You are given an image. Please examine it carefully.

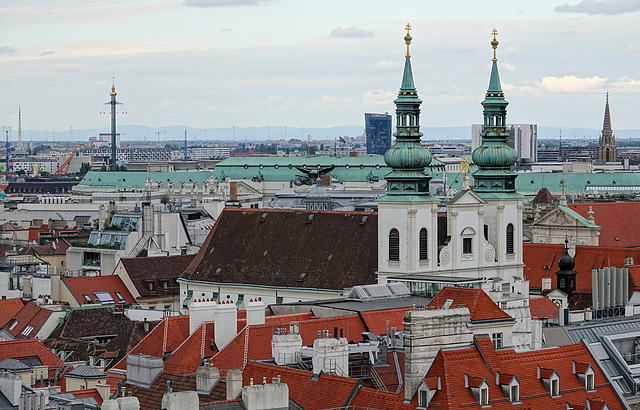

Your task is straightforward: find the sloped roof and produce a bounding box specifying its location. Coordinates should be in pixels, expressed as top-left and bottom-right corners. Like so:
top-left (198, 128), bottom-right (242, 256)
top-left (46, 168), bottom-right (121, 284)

top-left (427, 287), bottom-right (512, 321)
top-left (532, 187), bottom-right (554, 204)
top-left (62, 276), bottom-right (136, 305)
top-left (0, 339), bottom-right (63, 368)
top-left (523, 243), bottom-right (640, 291)
top-left (111, 315), bottom-right (191, 372)
top-left (118, 254), bottom-right (195, 298)
top-left (180, 209), bottom-right (378, 290)
top-left (242, 361), bottom-right (360, 410)
top-left (76, 171), bottom-right (215, 190)
top-left (19, 238), bottom-right (70, 256)
top-left (359, 308), bottom-right (412, 335)
top-left (529, 297), bottom-right (560, 321)
top-left (67, 365), bottom-right (107, 379)
top-left (569, 202), bottom-right (640, 246)
top-left (125, 372), bottom-right (226, 410)
top-left (0, 358), bottom-right (30, 371)
top-left (422, 337), bottom-right (625, 409)
top-left (0, 298), bottom-right (24, 328)
top-left (4, 301), bottom-right (52, 339)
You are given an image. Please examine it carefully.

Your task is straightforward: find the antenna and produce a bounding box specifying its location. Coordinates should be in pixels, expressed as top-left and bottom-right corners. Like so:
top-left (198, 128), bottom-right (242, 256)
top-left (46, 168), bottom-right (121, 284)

top-left (184, 129), bottom-right (188, 162)
top-left (17, 107), bottom-right (23, 150)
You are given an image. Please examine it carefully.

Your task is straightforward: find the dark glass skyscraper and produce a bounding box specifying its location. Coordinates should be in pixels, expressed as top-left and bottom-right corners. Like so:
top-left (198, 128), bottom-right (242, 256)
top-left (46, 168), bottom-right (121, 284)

top-left (365, 113), bottom-right (392, 155)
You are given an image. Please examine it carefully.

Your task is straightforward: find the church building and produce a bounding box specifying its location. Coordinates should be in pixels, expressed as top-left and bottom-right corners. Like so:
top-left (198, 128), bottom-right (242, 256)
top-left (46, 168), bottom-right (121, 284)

top-left (598, 93), bottom-right (616, 162)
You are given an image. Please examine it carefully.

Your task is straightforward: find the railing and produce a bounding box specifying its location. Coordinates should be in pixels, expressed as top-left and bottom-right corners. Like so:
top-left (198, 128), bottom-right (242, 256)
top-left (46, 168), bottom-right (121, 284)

top-left (368, 363), bottom-right (388, 392)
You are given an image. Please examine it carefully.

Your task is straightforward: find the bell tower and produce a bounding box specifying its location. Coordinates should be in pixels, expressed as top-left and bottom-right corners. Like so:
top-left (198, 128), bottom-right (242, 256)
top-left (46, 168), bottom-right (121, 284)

top-left (377, 24), bottom-right (438, 283)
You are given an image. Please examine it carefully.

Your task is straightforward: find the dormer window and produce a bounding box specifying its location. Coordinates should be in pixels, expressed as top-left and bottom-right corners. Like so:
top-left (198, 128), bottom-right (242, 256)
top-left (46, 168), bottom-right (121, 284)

top-left (496, 373), bottom-right (520, 404)
top-left (509, 384), bottom-right (519, 403)
top-left (465, 376), bottom-right (490, 407)
top-left (417, 378), bottom-right (440, 408)
top-left (551, 377), bottom-right (559, 397)
top-left (480, 385), bottom-right (489, 406)
top-left (573, 361), bottom-right (596, 392)
top-left (586, 373), bottom-right (594, 391)
top-left (538, 367), bottom-right (560, 397)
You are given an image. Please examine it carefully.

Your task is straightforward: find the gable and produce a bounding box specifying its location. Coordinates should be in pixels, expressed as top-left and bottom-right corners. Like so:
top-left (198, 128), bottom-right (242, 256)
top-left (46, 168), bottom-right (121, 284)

top-left (532, 206), bottom-right (595, 229)
top-left (449, 189), bottom-right (487, 206)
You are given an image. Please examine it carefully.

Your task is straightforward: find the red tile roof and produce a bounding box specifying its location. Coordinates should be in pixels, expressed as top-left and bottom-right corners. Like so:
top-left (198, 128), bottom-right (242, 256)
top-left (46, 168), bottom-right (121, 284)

top-left (125, 372), bottom-right (226, 409)
top-left (62, 275), bottom-right (136, 305)
top-left (421, 337), bottom-right (625, 409)
top-left (0, 339), bottom-right (63, 368)
top-left (0, 298), bottom-right (24, 328)
top-left (18, 238), bottom-right (70, 256)
top-left (111, 315), bottom-right (191, 372)
top-left (533, 187), bottom-right (554, 204)
top-left (118, 254), bottom-right (195, 299)
top-left (427, 287), bottom-right (511, 321)
top-left (524, 243), bottom-right (640, 291)
top-left (163, 321), bottom-right (218, 375)
top-left (243, 361), bottom-right (360, 410)
top-left (359, 308), bottom-right (411, 335)
top-left (4, 301), bottom-right (52, 339)
top-left (529, 297), bottom-right (560, 321)
top-left (569, 202), bottom-right (640, 247)
top-left (181, 209), bottom-right (378, 290)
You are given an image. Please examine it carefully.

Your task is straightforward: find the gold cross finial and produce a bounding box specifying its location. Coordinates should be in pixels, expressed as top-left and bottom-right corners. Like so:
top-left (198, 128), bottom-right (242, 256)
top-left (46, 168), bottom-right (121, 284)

top-left (404, 23), bottom-right (413, 57)
top-left (491, 28), bottom-right (499, 62)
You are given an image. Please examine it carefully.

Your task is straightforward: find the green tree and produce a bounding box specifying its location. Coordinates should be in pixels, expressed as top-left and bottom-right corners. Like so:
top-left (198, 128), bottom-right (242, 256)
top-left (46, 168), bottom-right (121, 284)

top-left (79, 163), bottom-right (91, 176)
top-left (160, 194), bottom-right (170, 209)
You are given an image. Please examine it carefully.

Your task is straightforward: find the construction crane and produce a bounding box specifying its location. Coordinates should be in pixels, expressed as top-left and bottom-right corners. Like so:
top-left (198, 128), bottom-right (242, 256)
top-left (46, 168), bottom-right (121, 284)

top-left (54, 154), bottom-right (74, 175)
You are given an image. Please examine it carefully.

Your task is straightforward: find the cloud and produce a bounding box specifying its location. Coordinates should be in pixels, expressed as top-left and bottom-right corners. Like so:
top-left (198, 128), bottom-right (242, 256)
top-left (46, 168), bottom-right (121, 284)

top-left (184, 0), bottom-right (275, 6)
top-left (362, 90), bottom-right (395, 105)
top-left (161, 99), bottom-right (171, 106)
top-left (329, 26), bottom-right (373, 38)
top-left (40, 50), bottom-right (55, 57)
top-left (207, 106), bottom-right (218, 111)
top-left (310, 95), bottom-right (342, 106)
top-left (555, 0), bottom-right (640, 15)
top-left (611, 76), bottom-right (640, 93)
top-left (372, 60), bottom-right (399, 72)
top-left (0, 46), bottom-right (16, 54)
top-left (536, 75), bottom-right (607, 92)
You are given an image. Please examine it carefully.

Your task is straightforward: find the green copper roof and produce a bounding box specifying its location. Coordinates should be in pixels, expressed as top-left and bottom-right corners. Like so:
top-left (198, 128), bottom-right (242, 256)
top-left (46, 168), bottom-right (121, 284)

top-left (379, 24), bottom-right (434, 199)
top-left (76, 171), bottom-right (215, 190)
top-left (487, 60), bottom-right (503, 94)
top-left (558, 205), bottom-right (599, 228)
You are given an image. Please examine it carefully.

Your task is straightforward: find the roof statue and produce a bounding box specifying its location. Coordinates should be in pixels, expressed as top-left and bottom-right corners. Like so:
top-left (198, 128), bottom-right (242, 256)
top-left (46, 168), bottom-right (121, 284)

top-left (293, 165), bottom-right (335, 186)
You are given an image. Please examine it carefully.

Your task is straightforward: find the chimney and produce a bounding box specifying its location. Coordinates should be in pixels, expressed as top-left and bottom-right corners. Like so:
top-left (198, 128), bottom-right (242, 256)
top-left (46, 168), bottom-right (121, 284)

top-left (226, 369), bottom-right (243, 400)
top-left (320, 174), bottom-right (331, 187)
top-left (312, 337), bottom-right (349, 377)
top-left (196, 365), bottom-right (220, 395)
top-left (242, 381), bottom-right (289, 410)
top-left (96, 383), bottom-right (111, 401)
top-left (0, 372), bottom-right (22, 406)
top-left (541, 277), bottom-right (552, 291)
top-left (143, 318), bottom-right (150, 333)
top-left (272, 332), bottom-right (303, 365)
top-left (99, 204), bottom-right (106, 231)
top-left (230, 182), bottom-right (238, 201)
top-left (214, 300), bottom-right (238, 349)
top-left (625, 257), bottom-right (635, 267)
top-left (126, 354), bottom-right (163, 389)
top-left (161, 391), bottom-right (199, 410)
top-left (189, 299), bottom-right (217, 334)
top-left (246, 298), bottom-right (265, 326)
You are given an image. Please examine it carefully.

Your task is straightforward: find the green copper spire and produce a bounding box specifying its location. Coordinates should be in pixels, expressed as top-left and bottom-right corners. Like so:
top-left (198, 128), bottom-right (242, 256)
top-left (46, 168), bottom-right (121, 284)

top-left (379, 24), bottom-right (435, 201)
top-left (472, 28), bottom-right (518, 195)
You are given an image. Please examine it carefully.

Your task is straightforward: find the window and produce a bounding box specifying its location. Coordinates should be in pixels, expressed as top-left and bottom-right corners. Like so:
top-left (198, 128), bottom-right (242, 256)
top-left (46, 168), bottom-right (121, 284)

top-left (586, 373), bottom-right (594, 391)
top-left (147, 281), bottom-right (155, 291)
top-left (463, 237), bottom-right (472, 254)
top-left (83, 294), bottom-right (92, 303)
top-left (492, 333), bottom-right (503, 349)
top-left (506, 224), bottom-right (514, 254)
top-left (115, 291), bottom-right (125, 302)
top-left (8, 320), bottom-right (18, 331)
top-left (21, 325), bottom-right (35, 337)
top-left (559, 278), bottom-right (565, 288)
top-left (480, 386), bottom-right (488, 406)
top-left (484, 224), bottom-right (489, 241)
top-left (419, 228), bottom-right (428, 260)
top-left (94, 291), bottom-right (115, 305)
top-left (389, 229), bottom-right (400, 261)
top-left (510, 384), bottom-right (519, 403)
top-left (162, 280), bottom-right (169, 290)
top-left (419, 389), bottom-right (427, 407)
top-left (551, 378), bottom-right (559, 396)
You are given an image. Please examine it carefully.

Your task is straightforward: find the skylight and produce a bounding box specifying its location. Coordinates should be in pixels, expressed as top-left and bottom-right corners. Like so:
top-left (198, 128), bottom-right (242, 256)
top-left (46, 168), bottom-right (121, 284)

top-left (114, 291), bottom-right (126, 302)
top-left (21, 325), bottom-right (35, 337)
top-left (94, 291), bottom-right (115, 305)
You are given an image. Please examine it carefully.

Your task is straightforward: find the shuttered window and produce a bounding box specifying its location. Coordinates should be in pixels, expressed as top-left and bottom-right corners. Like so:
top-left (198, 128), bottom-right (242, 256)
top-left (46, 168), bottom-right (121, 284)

top-left (389, 229), bottom-right (400, 261)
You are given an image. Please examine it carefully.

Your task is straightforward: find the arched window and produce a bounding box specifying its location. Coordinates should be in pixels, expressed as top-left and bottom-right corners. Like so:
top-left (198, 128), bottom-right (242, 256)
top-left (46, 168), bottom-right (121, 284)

top-left (389, 229), bottom-right (400, 261)
top-left (559, 278), bottom-right (566, 288)
top-left (506, 224), bottom-right (514, 254)
top-left (419, 228), bottom-right (428, 260)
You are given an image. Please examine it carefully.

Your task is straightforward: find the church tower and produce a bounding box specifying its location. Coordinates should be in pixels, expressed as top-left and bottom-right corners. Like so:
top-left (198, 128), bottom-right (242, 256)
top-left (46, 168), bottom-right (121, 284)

top-left (555, 239), bottom-right (577, 296)
top-left (471, 29), bottom-right (524, 280)
top-left (598, 93), bottom-right (616, 162)
top-left (377, 24), bottom-right (439, 283)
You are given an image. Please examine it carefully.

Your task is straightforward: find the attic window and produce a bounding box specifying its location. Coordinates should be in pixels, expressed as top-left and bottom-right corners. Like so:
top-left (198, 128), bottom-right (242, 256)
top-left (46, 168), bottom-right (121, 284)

top-left (479, 385), bottom-right (489, 406)
top-left (83, 294), bottom-right (92, 303)
top-left (307, 214), bottom-right (314, 224)
top-left (162, 280), bottom-right (169, 290)
top-left (615, 236), bottom-right (619, 241)
top-left (94, 291), bottom-right (115, 305)
top-left (510, 384), bottom-right (519, 403)
top-left (298, 272), bottom-right (307, 282)
top-left (115, 292), bottom-right (125, 302)
top-left (21, 325), bottom-right (35, 337)
top-left (8, 320), bottom-right (18, 331)
top-left (360, 216), bottom-right (368, 226)
top-left (586, 373), bottom-right (594, 391)
top-left (147, 281), bottom-right (155, 291)
top-left (214, 268), bottom-right (222, 277)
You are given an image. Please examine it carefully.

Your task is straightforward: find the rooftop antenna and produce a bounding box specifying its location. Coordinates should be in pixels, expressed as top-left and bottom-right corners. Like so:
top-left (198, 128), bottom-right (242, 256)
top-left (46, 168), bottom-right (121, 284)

top-left (184, 129), bottom-right (188, 162)
top-left (5, 128), bottom-right (10, 172)
top-left (100, 78), bottom-right (127, 170)
top-left (17, 107), bottom-right (23, 150)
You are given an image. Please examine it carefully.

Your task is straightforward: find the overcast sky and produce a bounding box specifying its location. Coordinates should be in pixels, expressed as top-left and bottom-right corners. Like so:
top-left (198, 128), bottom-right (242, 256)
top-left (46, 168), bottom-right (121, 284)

top-left (0, 0), bottom-right (639, 137)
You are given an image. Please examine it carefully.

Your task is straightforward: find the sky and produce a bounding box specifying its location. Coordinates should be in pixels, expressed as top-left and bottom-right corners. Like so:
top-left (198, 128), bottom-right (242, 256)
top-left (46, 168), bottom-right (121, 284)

top-left (0, 0), bottom-right (639, 139)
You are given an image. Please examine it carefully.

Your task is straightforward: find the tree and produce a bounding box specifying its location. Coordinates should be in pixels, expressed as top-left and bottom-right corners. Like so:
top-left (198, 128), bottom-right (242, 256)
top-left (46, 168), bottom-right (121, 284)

top-left (160, 194), bottom-right (170, 209)
top-left (79, 163), bottom-right (91, 176)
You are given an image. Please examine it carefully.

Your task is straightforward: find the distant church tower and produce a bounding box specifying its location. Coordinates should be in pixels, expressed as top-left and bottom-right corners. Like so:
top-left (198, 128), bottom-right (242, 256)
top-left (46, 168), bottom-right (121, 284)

top-left (376, 24), bottom-right (439, 283)
top-left (598, 93), bottom-right (616, 162)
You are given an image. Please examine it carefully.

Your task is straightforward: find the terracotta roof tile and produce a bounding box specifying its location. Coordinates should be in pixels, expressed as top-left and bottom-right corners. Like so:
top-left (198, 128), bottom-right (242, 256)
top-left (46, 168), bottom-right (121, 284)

top-left (529, 297), bottom-right (560, 320)
top-left (181, 209), bottom-right (378, 290)
top-left (242, 361), bottom-right (360, 410)
top-left (0, 298), bottom-right (24, 328)
top-left (359, 308), bottom-right (411, 334)
top-left (4, 301), bottom-right (52, 338)
top-left (62, 276), bottom-right (136, 305)
top-left (533, 187), bottom-right (554, 204)
top-left (569, 202), bottom-right (640, 247)
top-left (118, 254), bottom-right (195, 298)
top-left (524, 243), bottom-right (640, 291)
top-left (0, 339), bottom-right (63, 368)
top-left (423, 338), bottom-right (625, 409)
top-left (427, 287), bottom-right (511, 321)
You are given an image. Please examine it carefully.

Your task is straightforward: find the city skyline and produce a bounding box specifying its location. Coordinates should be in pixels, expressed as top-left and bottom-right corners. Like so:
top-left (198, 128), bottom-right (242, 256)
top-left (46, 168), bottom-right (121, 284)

top-left (0, 0), bottom-right (639, 133)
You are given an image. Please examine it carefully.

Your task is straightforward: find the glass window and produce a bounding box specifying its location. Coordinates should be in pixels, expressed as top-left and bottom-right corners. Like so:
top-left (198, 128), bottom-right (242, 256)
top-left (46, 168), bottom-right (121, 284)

top-left (510, 384), bottom-right (519, 402)
top-left (94, 291), bottom-right (114, 304)
top-left (419, 228), bottom-right (428, 260)
top-left (492, 332), bottom-right (503, 349)
top-left (506, 224), bottom-right (514, 254)
top-left (463, 237), bottom-right (472, 254)
top-left (480, 387), bottom-right (488, 406)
